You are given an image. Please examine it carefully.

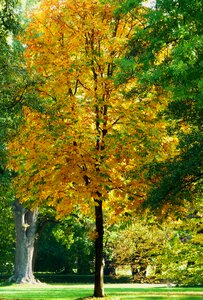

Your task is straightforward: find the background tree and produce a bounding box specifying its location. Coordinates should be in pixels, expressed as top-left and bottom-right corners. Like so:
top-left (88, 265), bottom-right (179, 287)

top-left (35, 214), bottom-right (94, 275)
top-left (0, 0), bottom-right (41, 284)
top-left (126, 0), bottom-right (203, 210)
top-left (109, 210), bottom-right (203, 285)
top-left (56, 217), bottom-right (94, 275)
top-left (34, 222), bottom-right (70, 274)
top-left (158, 201), bottom-right (203, 286)
top-left (109, 218), bottom-right (166, 282)
top-left (118, 0), bottom-right (203, 283)
top-left (0, 0), bottom-right (19, 278)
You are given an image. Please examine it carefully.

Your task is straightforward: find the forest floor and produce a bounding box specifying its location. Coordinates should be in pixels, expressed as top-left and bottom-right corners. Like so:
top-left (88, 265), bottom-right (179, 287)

top-left (0, 283), bottom-right (203, 299)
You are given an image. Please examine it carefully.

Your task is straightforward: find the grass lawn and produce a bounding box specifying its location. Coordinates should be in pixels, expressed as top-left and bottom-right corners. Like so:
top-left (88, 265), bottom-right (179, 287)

top-left (0, 283), bottom-right (202, 299)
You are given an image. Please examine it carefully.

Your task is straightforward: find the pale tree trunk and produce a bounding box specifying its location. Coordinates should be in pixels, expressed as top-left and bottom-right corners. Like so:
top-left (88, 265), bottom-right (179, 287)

top-left (9, 199), bottom-right (39, 284)
top-left (94, 199), bottom-right (104, 297)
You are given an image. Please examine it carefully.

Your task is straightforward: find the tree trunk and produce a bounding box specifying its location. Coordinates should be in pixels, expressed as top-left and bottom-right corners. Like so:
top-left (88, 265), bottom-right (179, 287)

top-left (94, 199), bottom-right (104, 297)
top-left (9, 199), bottom-right (39, 284)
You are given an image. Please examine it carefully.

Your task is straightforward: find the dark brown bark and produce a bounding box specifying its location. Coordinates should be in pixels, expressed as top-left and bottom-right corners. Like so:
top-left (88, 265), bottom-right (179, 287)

top-left (94, 199), bottom-right (104, 297)
top-left (9, 199), bottom-right (39, 284)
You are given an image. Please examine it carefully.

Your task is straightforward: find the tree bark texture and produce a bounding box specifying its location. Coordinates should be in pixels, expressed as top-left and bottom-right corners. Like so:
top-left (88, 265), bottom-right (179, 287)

top-left (9, 199), bottom-right (39, 284)
top-left (94, 199), bottom-right (104, 297)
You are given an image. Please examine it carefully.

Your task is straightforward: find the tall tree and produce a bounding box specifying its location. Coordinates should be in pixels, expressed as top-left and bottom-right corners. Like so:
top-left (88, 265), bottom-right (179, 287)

top-left (0, 0), bottom-right (18, 279)
top-left (7, 0), bottom-right (178, 296)
top-left (126, 0), bottom-right (203, 211)
top-left (0, 0), bottom-right (41, 284)
top-left (2, 56), bottom-right (40, 283)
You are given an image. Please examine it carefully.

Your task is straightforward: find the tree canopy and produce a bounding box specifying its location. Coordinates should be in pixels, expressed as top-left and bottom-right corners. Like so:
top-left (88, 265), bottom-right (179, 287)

top-left (7, 0), bottom-right (178, 217)
top-left (123, 0), bottom-right (203, 211)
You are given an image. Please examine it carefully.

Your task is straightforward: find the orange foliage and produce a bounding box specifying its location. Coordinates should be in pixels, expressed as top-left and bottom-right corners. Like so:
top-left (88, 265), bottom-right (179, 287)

top-left (7, 0), bottom-right (178, 220)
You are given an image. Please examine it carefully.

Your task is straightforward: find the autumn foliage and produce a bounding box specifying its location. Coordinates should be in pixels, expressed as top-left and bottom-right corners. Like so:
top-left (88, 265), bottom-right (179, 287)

top-left (7, 0), bottom-right (179, 219)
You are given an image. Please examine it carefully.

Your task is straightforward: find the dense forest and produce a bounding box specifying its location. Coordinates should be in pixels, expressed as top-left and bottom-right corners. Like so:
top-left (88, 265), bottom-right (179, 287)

top-left (0, 0), bottom-right (202, 297)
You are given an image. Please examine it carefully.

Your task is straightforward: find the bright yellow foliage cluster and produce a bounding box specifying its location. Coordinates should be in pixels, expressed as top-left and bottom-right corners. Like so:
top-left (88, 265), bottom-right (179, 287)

top-left (7, 0), bottom-right (178, 220)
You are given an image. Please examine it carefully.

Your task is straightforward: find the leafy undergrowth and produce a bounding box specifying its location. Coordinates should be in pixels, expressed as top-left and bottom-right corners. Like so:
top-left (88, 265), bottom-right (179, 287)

top-left (0, 283), bottom-right (203, 299)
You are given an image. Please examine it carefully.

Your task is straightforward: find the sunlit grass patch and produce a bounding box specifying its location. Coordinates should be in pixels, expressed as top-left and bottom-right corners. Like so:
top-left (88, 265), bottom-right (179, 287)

top-left (0, 283), bottom-right (202, 299)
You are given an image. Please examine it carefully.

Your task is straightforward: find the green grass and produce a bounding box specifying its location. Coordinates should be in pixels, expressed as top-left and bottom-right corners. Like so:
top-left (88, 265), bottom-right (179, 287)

top-left (0, 283), bottom-right (202, 299)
